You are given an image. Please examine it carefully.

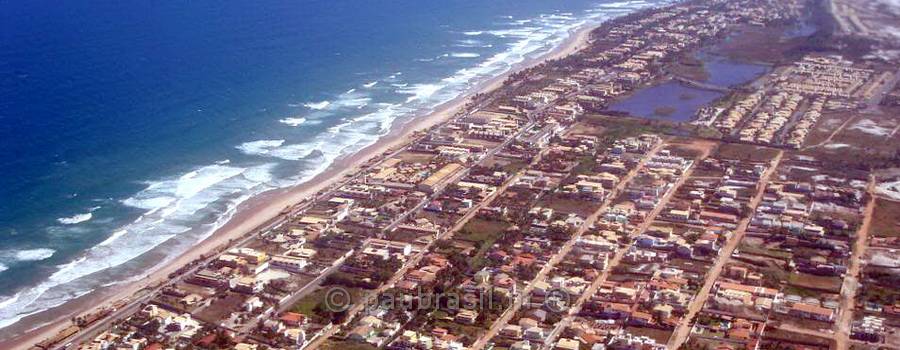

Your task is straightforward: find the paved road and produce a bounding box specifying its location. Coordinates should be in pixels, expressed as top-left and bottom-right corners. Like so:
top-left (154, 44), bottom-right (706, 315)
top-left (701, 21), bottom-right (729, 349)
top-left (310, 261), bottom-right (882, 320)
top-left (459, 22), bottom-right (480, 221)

top-left (51, 121), bottom-right (447, 349)
top-left (470, 141), bottom-right (668, 350)
top-left (301, 116), bottom-right (540, 350)
top-left (666, 150), bottom-right (783, 349)
top-left (54, 211), bottom-right (292, 350)
top-left (541, 145), bottom-right (712, 350)
top-left (51, 91), bottom-right (509, 350)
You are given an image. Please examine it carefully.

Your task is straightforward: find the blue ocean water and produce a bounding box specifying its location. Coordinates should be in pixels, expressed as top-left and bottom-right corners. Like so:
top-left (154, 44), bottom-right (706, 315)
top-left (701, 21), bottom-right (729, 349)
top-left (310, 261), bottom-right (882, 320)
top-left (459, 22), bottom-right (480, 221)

top-left (0, 0), bottom-right (665, 331)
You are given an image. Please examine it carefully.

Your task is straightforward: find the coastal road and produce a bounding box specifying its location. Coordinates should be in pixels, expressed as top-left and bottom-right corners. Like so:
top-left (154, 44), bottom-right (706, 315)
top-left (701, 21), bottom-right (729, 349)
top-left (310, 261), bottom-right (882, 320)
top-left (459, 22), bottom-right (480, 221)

top-left (301, 116), bottom-right (540, 350)
top-left (52, 209), bottom-right (293, 350)
top-left (666, 150), bottom-right (783, 349)
top-left (50, 104), bottom-right (448, 349)
top-left (542, 143), bottom-right (714, 350)
top-left (233, 254), bottom-right (350, 337)
top-left (469, 140), bottom-right (668, 350)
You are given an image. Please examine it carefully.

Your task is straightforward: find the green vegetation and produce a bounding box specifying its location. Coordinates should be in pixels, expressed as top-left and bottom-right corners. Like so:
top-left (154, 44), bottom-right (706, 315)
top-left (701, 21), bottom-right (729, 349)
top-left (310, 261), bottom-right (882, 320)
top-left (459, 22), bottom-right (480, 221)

top-left (320, 339), bottom-right (378, 350)
top-left (870, 198), bottom-right (900, 237)
top-left (572, 155), bottom-right (598, 176)
top-left (584, 114), bottom-right (679, 138)
top-left (291, 286), bottom-right (366, 324)
top-left (625, 326), bottom-right (672, 344)
top-left (458, 218), bottom-right (510, 243)
top-left (501, 160), bottom-right (529, 174)
top-left (713, 143), bottom-right (780, 162)
top-left (653, 106), bottom-right (677, 117)
top-left (738, 243), bottom-right (792, 260)
top-left (787, 273), bottom-right (842, 293)
top-left (668, 52), bottom-right (710, 82)
top-left (859, 283), bottom-right (900, 305)
top-left (458, 218), bottom-right (510, 270)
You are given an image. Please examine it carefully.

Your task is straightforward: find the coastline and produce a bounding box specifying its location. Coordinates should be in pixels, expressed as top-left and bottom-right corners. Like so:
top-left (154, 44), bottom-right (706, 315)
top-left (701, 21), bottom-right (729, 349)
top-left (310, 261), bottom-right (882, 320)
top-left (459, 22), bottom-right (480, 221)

top-left (0, 21), bottom-right (597, 350)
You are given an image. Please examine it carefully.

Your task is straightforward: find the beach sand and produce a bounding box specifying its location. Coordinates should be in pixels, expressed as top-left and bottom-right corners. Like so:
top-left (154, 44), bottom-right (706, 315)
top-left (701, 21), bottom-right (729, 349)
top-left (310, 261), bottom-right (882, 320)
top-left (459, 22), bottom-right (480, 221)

top-left (0, 22), bottom-right (596, 350)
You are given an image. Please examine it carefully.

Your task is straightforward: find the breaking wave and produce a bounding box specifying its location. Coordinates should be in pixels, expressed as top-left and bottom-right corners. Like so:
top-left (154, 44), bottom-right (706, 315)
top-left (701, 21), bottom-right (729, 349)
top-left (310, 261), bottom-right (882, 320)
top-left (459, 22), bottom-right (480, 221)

top-left (0, 0), bottom-right (669, 332)
top-left (450, 52), bottom-right (481, 58)
top-left (279, 117), bottom-right (307, 126)
top-left (303, 100), bottom-right (331, 110)
top-left (13, 249), bottom-right (56, 262)
top-left (57, 213), bottom-right (92, 225)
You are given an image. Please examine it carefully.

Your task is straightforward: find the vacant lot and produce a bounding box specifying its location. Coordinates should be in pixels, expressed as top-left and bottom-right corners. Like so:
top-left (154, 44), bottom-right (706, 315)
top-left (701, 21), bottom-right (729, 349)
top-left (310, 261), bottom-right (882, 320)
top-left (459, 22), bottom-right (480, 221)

top-left (787, 273), bottom-right (843, 293)
top-left (457, 218), bottom-right (510, 244)
top-left (713, 142), bottom-right (780, 162)
top-left (870, 198), bottom-right (900, 237)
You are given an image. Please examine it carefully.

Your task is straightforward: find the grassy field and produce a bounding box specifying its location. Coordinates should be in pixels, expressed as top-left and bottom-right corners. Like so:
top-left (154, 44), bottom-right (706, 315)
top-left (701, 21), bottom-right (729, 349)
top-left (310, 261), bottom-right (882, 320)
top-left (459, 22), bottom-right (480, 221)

top-left (538, 194), bottom-right (600, 217)
top-left (292, 286), bottom-right (367, 322)
top-left (870, 198), bottom-right (900, 237)
top-left (738, 242), bottom-right (792, 260)
top-left (195, 293), bottom-right (246, 323)
top-left (319, 339), bottom-right (377, 350)
top-left (457, 218), bottom-right (510, 270)
top-left (713, 143), bottom-right (780, 162)
top-left (787, 273), bottom-right (843, 293)
top-left (762, 328), bottom-right (833, 349)
top-left (625, 326), bottom-right (672, 344)
top-left (458, 218), bottom-right (510, 243)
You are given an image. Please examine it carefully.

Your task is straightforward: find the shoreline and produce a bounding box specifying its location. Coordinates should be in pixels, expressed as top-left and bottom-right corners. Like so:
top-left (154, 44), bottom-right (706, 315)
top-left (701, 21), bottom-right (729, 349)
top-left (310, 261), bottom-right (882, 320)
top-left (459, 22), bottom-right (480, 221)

top-left (0, 20), bottom-right (598, 350)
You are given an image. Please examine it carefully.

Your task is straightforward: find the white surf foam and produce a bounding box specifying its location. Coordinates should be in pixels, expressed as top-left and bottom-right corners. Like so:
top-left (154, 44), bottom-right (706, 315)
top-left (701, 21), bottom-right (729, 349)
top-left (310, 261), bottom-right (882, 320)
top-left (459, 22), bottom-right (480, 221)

top-left (0, 162), bottom-right (279, 330)
top-left (450, 52), bottom-right (481, 58)
top-left (14, 249), bottom-right (56, 261)
top-left (238, 138), bottom-right (325, 161)
top-left (397, 84), bottom-right (443, 103)
top-left (303, 100), bottom-right (331, 110)
top-left (0, 0), bottom-right (668, 332)
top-left (57, 206), bottom-right (100, 225)
top-left (57, 213), bottom-right (93, 225)
top-left (455, 39), bottom-right (493, 48)
top-left (279, 117), bottom-right (307, 127)
top-left (97, 229), bottom-right (128, 247)
top-left (0, 264), bottom-right (7, 273)
top-left (363, 81), bottom-right (378, 88)
top-left (236, 139), bottom-right (286, 157)
top-left (333, 96), bottom-right (371, 109)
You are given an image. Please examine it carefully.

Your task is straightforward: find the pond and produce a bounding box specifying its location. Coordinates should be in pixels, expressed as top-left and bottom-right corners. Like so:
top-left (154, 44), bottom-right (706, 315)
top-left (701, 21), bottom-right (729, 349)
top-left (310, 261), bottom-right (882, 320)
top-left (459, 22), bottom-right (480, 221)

top-left (608, 50), bottom-right (770, 122)
top-left (607, 81), bottom-right (724, 122)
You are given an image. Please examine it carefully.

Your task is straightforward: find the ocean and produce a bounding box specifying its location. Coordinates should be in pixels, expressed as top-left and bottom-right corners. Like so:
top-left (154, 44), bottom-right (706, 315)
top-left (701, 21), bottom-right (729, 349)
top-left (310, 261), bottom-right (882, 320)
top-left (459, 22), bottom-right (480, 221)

top-left (0, 0), bottom-right (666, 332)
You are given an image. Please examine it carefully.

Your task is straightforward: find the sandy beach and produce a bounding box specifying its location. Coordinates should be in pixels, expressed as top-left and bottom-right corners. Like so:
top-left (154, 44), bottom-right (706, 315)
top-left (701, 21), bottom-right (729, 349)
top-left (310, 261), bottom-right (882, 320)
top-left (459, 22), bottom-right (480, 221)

top-left (0, 22), bottom-right (597, 350)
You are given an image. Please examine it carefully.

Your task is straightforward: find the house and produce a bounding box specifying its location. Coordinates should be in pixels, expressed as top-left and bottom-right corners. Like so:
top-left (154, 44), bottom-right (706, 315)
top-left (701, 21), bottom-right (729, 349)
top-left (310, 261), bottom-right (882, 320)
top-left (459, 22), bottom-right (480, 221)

top-left (524, 326), bottom-right (546, 341)
top-left (555, 338), bottom-right (580, 350)
top-left (280, 312), bottom-right (306, 327)
top-left (788, 303), bottom-right (834, 322)
top-left (234, 344), bottom-right (258, 350)
top-left (599, 302), bottom-right (632, 319)
top-left (628, 311), bottom-right (654, 326)
top-left (270, 254), bottom-right (309, 272)
top-left (501, 325), bottom-right (524, 339)
top-left (244, 296), bottom-right (264, 313)
top-left (455, 310), bottom-right (478, 325)
top-left (230, 276), bottom-right (264, 294)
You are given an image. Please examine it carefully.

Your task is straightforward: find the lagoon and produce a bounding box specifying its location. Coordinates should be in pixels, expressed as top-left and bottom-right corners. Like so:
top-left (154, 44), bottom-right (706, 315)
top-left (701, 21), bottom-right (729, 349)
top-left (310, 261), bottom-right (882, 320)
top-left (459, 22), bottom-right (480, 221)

top-left (607, 50), bottom-right (769, 122)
